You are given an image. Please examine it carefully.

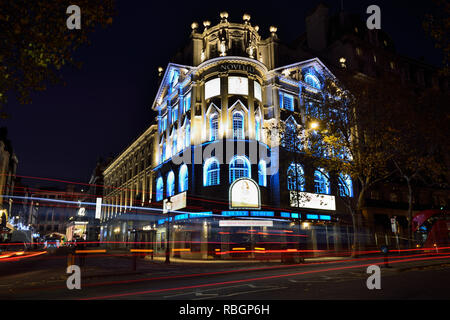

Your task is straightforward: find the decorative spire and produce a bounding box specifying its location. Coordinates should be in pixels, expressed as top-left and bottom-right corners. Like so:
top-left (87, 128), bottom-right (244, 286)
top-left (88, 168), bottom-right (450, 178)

top-left (220, 11), bottom-right (229, 23)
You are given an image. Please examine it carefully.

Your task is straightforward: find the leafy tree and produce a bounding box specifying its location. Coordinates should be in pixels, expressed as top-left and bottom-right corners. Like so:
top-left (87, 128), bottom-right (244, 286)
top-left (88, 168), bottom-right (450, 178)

top-left (0, 1), bottom-right (115, 113)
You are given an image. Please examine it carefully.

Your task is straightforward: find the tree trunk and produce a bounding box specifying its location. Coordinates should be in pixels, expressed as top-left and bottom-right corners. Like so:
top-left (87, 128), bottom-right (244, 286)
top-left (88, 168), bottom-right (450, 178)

top-left (352, 187), bottom-right (366, 257)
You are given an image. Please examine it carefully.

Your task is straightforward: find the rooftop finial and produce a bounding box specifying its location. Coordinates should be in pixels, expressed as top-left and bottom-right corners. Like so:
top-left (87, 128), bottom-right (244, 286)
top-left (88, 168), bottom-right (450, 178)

top-left (220, 11), bottom-right (229, 23)
top-left (191, 22), bottom-right (199, 31)
top-left (243, 13), bottom-right (251, 24)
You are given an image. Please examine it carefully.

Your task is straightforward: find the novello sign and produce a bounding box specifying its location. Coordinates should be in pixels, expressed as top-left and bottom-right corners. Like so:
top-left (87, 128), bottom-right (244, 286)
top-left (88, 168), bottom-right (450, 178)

top-left (219, 63), bottom-right (256, 73)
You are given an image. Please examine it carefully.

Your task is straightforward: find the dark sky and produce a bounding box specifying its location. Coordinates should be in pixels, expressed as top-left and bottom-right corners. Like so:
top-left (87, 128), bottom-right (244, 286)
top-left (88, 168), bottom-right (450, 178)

top-left (3, 0), bottom-right (443, 185)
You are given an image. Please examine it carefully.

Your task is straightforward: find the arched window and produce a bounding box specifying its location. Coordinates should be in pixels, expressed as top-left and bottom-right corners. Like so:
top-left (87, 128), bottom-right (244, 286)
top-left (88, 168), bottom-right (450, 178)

top-left (229, 156), bottom-right (251, 183)
top-left (338, 173), bottom-right (353, 197)
top-left (258, 160), bottom-right (267, 187)
top-left (210, 114), bottom-right (219, 141)
top-left (156, 177), bottom-right (163, 201)
top-left (305, 73), bottom-right (320, 89)
top-left (204, 158), bottom-right (220, 186)
top-left (287, 163), bottom-right (305, 191)
top-left (255, 116), bottom-right (261, 141)
top-left (179, 164), bottom-right (188, 192)
top-left (232, 112), bottom-right (244, 139)
top-left (166, 171), bottom-right (175, 197)
top-left (314, 168), bottom-right (330, 194)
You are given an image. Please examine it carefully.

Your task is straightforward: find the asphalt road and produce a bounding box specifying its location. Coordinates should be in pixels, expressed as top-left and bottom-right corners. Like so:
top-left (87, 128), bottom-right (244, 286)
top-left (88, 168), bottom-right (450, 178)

top-left (1, 252), bottom-right (450, 300)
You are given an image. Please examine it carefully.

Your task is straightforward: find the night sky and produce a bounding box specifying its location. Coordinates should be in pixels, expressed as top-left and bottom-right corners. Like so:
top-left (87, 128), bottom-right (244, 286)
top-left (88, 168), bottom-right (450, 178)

top-left (3, 0), bottom-right (443, 185)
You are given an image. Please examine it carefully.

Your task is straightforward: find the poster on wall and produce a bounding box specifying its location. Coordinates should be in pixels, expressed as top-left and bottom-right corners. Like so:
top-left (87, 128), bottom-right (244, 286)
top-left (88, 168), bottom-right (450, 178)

top-left (229, 178), bottom-right (260, 209)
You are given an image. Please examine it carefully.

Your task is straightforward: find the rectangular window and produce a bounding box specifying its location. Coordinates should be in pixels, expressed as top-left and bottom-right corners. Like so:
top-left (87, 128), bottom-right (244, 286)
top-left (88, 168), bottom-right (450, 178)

top-left (172, 104), bottom-right (178, 123)
top-left (205, 78), bottom-right (221, 100)
top-left (184, 92), bottom-right (191, 113)
top-left (254, 81), bottom-right (262, 101)
top-left (160, 115), bottom-right (167, 132)
top-left (228, 77), bottom-right (248, 95)
top-left (280, 92), bottom-right (294, 111)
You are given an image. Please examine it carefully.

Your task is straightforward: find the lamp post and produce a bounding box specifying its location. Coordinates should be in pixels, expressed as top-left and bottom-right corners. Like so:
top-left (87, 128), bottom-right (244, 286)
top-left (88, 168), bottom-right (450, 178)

top-left (165, 200), bottom-right (172, 264)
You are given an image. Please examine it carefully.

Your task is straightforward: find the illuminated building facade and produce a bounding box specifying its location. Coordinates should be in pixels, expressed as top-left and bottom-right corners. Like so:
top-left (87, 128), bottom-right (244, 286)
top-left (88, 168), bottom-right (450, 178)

top-left (100, 12), bottom-right (356, 259)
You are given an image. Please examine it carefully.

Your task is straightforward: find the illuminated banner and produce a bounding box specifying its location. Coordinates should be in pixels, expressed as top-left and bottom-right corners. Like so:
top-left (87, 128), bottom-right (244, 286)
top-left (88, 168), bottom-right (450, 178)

top-left (219, 220), bottom-right (273, 227)
top-left (95, 197), bottom-right (102, 219)
top-left (229, 178), bottom-right (260, 209)
top-left (290, 191), bottom-right (336, 211)
top-left (164, 191), bottom-right (187, 213)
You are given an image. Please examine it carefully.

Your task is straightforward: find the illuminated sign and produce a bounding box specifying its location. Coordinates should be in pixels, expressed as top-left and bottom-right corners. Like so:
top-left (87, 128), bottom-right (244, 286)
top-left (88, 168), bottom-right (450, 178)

top-left (205, 78), bottom-right (221, 99)
top-left (290, 191), bottom-right (336, 211)
top-left (219, 64), bottom-right (256, 73)
top-left (228, 76), bottom-right (248, 95)
top-left (95, 197), bottom-right (102, 219)
top-left (222, 211), bottom-right (249, 217)
top-left (229, 178), bottom-right (260, 209)
top-left (170, 191), bottom-right (187, 211)
top-left (77, 207), bottom-right (86, 216)
top-left (219, 220), bottom-right (273, 227)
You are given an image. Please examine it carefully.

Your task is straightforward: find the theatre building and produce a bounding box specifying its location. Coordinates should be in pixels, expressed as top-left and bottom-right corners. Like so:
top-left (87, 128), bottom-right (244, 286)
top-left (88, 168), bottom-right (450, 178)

top-left (100, 13), bottom-right (357, 259)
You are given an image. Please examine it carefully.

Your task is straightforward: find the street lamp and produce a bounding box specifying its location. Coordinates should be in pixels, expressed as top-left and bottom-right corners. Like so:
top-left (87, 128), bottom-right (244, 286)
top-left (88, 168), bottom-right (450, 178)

top-left (165, 200), bottom-right (172, 264)
top-left (309, 121), bottom-right (319, 130)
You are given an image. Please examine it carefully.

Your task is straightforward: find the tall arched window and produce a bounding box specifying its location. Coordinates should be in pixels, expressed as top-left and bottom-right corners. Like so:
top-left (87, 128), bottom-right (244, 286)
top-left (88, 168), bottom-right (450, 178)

top-left (210, 114), bottom-right (219, 141)
top-left (229, 156), bottom-right (251, 183)
top-left (287, 163), bottom-right (305, 191)
top-left (314, 168), bottom-right (330, 194)
top-left (185, 122), bottom-right (190, 148)
top-left (172, 131), bottom-right (177, 156)
top-left (204, 158), bottom-right (220, 186)
top-left (255, 116), bottom-right (261, 141)
top-left (179, 164), bottom-right (188, 192)
top-left (338, 173), bottom-right (353, 197)
top-left (232, 112), bottom-right (244, 139)
top-left (156, 176), bottom-right (163, 201)
top-left (166, 171), bottom-right (175, 197)
top-left (258, 160), bottom-right (267, 186)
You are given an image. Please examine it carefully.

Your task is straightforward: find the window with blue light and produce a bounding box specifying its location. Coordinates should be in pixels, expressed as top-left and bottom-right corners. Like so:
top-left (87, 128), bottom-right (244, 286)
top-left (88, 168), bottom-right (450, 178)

top-left (156, 177), bottom-right (163, 201)
top-left (291, 213), bottom-right (299, 219)
top-left (185, 122), bottom-right (190, 148)
top-left (210, 114), bottom-right (219, 141)
top-left (258, 160), bottom-right (267, 187)
top-left (172, 105), bottom-right (178, 123)
top-left (304, 73), bottom-right (321, 89)
top-left (166, 171), bottom-right (175, 197)
top-left (175, 214), bottom-right (189, 221)
top-left (314, 168), bottom-right (330, 194)
top-left (287, 163), bottom-right (305, 191)
top-left (338, 173), bottom-right (353, 197)
top-left (160, 115), bottom-right (167, 132)
top-left (279, 92), bottom-right (294, 111)
top-left (162, 142), bottom-right (166, 162)
top-left (319, 215), bottom-right (331, 220)
top-left (306, 214), bottom-right (319, 219)
top-left (281, 212), bottom-right (290, 218)
top-left (179, 164), bottom-right (188, 192)
top-left (255, 116), bottom-right (261, 141)
top-left (229, 156), bottom-right (251, 183)
top-left (172, 132), bottom-right (177, 156)
top-left (232, 112), bottom-right (244, 139)
top-left (184, 92), bottom-right (191, 113)
top-left (204, 158), bottom-right (220, 186)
